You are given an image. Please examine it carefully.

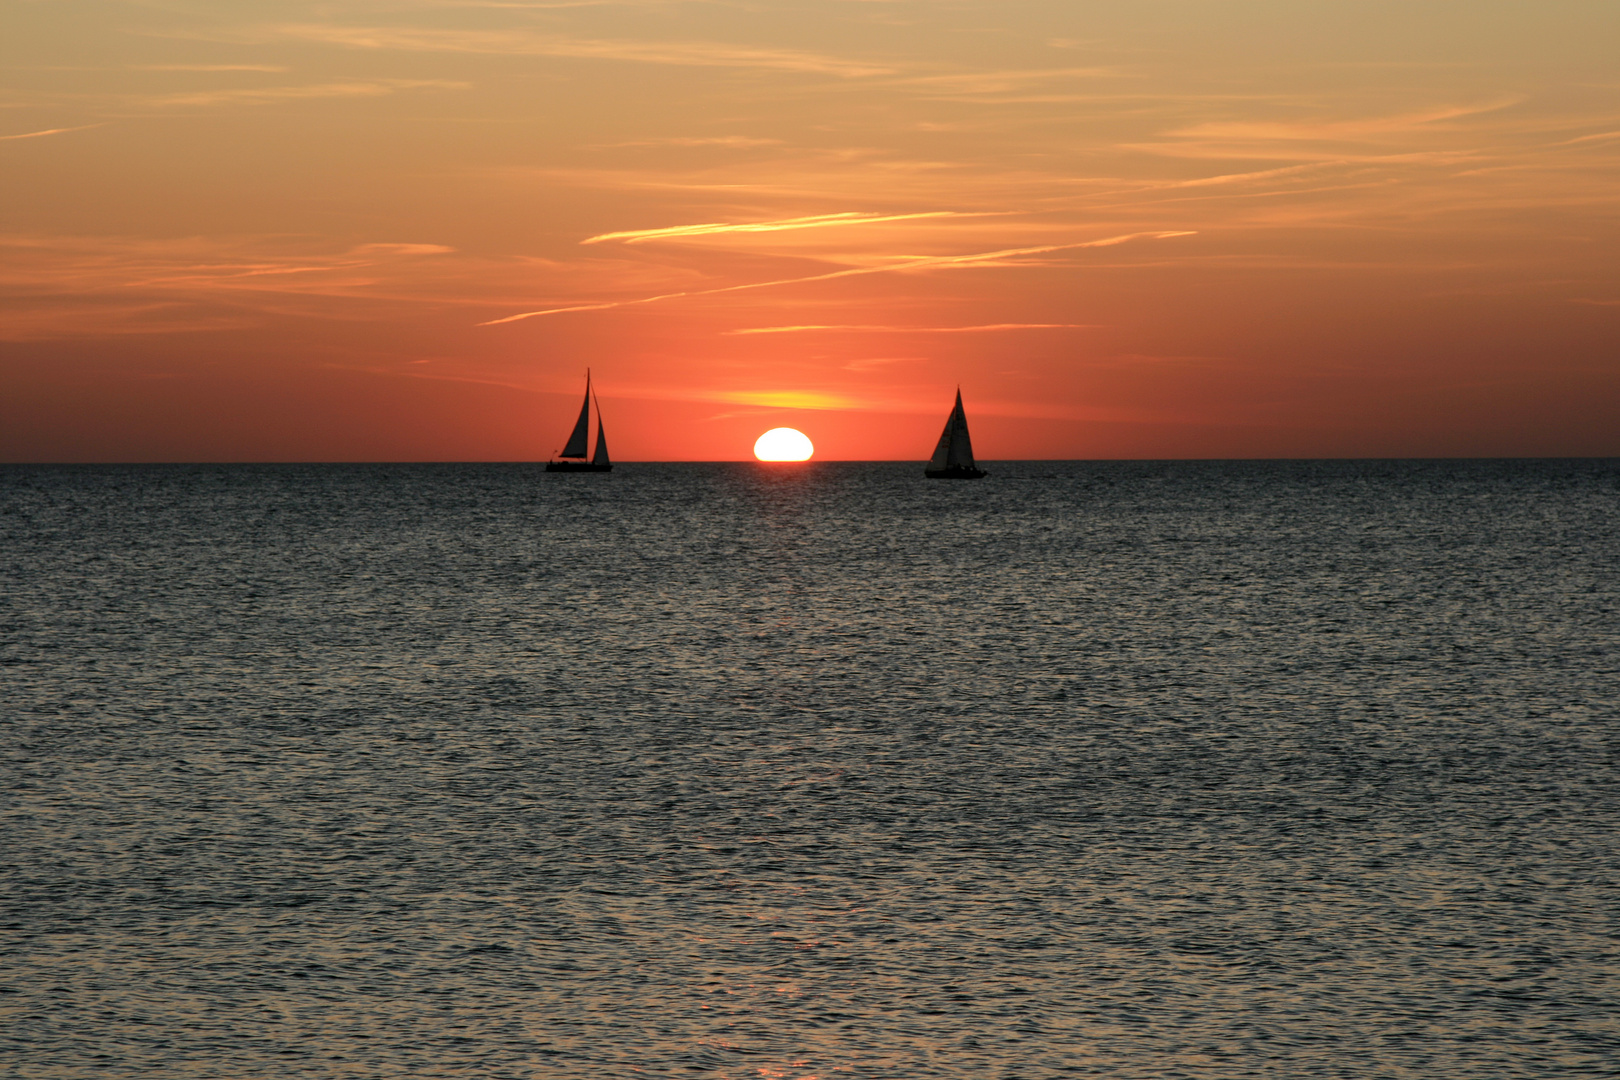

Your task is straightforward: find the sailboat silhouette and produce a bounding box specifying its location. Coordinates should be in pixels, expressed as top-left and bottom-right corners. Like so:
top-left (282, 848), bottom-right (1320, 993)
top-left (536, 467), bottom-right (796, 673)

top-left (545, 370), bottom-right (612, 472)
top-left (924, 388), bottom-right (986, 479)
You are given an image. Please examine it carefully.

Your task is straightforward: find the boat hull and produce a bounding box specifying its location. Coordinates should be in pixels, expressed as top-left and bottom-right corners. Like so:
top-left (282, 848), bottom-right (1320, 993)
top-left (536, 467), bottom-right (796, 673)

top-left (924, 465), bottom-right (987, 479)
top-left (545, 461), bottom-right (613, 472)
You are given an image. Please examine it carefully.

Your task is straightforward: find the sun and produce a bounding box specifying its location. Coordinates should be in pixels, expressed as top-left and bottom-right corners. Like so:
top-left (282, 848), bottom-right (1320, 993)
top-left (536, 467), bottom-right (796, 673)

top-left (753, 427), bottom-right (814, 461)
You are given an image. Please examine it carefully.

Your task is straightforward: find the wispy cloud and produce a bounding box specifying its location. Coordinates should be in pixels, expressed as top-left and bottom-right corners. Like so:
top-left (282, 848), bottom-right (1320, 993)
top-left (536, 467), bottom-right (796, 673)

top-left (604, 135), bottom-right (784, 148)
top-left (255, 24), bottom-right (894, 77)
top-left (0, 124), bottom-right (103, 141)
top-left (1556, 130), bottom-right (1620, 146)
top-left (1133, 99), bottom-right (1528, 161)
top-left (607, 382), bottom-right (1204, 423)
top-left (480, 230), bottom-right (1194, 325)
top-left (582, 211), bottom-right (978, 245)
top-left (353, 243), bottom-right (458, 257)
top-left (1166, 99), bottom-right (1525, 143)
top-left (146, 79), bottom-right (464, 108)
top-left (710, 390), bottom-right (857, 410)
top-left (568, 382), bottom-right (865, 412)
top-left (1150, 164), bottom-right (1329, 189)
top-left (890, 66), bottom-right (1128, 96)
top-left (0, 235), bottom-right (460, 340)
top-left (841, 356), bottom-right (925, 372)
top-left (134, 64), bottom-right (289, 72)
top-left (0, 301), bottom-right (258, 340)
top-left (728, 322), bottom-right (1096, 335)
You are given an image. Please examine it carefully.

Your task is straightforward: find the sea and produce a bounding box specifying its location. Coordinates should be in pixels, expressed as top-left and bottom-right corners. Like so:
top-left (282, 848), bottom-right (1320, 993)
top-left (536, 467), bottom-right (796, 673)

top-left (2, 460), bottom-right (1617, 1079)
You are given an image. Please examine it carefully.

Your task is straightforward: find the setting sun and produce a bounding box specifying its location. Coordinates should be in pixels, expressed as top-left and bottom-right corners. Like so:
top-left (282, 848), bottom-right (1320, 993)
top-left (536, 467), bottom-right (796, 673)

top-left (753, 427), bottom-right (814, 462)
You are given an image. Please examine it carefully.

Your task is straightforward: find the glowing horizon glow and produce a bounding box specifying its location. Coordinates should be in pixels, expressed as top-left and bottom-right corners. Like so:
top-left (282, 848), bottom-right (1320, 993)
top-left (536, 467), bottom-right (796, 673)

top-left (753, 427), bottom-right (814, 462)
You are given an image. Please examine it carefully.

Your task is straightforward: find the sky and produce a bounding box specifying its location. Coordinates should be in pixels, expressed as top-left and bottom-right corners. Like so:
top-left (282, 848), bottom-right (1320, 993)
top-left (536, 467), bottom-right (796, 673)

top-left (3, 0), bottom-right (1617, 461)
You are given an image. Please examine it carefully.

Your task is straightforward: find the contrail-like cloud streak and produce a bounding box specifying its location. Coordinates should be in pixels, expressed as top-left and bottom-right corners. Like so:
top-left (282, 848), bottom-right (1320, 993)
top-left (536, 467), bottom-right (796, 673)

top-left (729, 323), bottom-right (1096, 335)
top-left (1, 124), bottom-right (103, 141)
top-left (479, 230), bottom-right (1194, 326)
top-left (582, 211), bottom-right (972, 245)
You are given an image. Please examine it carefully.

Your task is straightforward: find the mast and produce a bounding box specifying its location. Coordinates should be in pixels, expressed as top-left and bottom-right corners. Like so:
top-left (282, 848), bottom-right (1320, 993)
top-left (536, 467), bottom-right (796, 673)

top-left (559, 369), bottom-right (591, 458)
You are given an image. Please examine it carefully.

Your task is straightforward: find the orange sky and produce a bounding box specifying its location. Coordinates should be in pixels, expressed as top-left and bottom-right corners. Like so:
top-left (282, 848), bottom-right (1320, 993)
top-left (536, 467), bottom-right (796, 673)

top-left (3, 1), bottom-right (1617, 461)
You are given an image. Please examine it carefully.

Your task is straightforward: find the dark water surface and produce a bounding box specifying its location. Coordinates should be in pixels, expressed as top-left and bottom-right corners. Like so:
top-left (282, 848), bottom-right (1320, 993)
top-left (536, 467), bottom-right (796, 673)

top-left (3, 460), bottom-right (1617, 1079)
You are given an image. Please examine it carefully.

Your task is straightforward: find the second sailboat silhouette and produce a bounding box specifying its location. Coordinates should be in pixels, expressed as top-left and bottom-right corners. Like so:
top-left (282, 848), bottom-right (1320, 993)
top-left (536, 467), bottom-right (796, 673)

top-left (925, 388), bottom-right (987, 479)
top-left (546, 370), bottom-right (612, 472)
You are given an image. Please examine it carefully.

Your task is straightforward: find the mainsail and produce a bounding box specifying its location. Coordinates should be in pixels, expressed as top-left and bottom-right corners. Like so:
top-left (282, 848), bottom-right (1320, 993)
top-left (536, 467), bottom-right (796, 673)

top-left (559, 371), bottom-right (593, 458)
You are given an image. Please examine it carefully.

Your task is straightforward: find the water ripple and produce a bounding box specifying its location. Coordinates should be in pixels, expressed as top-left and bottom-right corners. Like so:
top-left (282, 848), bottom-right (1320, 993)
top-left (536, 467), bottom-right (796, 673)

top-left (2, 460), bottom-right (1616, 1077)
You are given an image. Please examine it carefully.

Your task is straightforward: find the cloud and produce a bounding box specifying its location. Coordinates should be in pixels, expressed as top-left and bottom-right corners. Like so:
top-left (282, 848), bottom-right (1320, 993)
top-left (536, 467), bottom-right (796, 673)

top-left (479, 230), bottom-right (1194, 325)
top-left (134, 64), bottom-right (290, 72)
top-left (582, 211), bottom-right (979, 245)
top-left (1132, 99), bottom-right (1529, 161)
top-left (572, 382), bottom-right (865, 412)
top-left (0, 124), bottom-right (103, 141)
top-left (841, 356), bottom-right (925, 371)
top-left (603, 135), bottom-right (785, 148)
top-left (352, 243), bottom-right (458, 256)
top-left (710, 390), bottom-right (857, 410)
top-left (0, 301), bottom-right (257, 341)
top-left (0, 235), bottom-right (461, 340)
top-left (257, 24), bottom-right (893, 77)
top-left (1167, 99), bottom-right (1525, 143)
top-left (601, 382), bottom-right (1203, 423)
top-left (1557, 130), bottom-right (1620, 146)
top-left (728, 323), bottom-right (1097, 335)
top-left (891, 65), bottom-right (1129, 98)
top-left (1150, 164), bottom-right (1329, 189)
top-left (145, 79), bottom-right (465, 108)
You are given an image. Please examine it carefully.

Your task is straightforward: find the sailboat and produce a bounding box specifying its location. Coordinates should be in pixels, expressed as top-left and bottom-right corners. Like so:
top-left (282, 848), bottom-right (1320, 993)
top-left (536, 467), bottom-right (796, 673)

top-left (924, 388), bottom-right (987, 479)
top-left (545, 369), bottom-right (612, 472)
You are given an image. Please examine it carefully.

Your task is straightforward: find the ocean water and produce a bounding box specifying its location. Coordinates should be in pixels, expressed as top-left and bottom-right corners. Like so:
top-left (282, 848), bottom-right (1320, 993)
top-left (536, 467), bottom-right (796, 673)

top-left (2, 460), bottom-right (1617, 1079)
